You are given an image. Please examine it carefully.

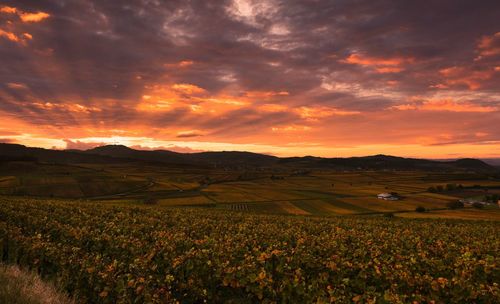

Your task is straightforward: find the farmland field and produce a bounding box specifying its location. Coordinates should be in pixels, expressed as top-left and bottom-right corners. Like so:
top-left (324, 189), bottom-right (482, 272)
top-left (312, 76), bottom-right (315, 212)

top-left (0, 197), bottom-right (498, 303)
top-left (2, 162), bottom-right (500, 220)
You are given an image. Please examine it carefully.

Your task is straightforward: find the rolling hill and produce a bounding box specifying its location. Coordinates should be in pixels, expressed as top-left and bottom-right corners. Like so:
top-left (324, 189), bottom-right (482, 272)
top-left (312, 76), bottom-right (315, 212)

top-left (0, 143), bottom-right (497, 172)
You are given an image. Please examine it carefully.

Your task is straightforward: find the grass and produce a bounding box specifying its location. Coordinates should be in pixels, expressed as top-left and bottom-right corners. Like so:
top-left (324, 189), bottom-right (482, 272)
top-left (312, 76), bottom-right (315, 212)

top-left (0, 264), bottom-right (73, 304)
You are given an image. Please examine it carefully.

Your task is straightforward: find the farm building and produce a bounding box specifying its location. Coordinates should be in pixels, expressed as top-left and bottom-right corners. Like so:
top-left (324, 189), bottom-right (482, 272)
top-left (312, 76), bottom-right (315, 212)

top-left (377, 193), bottom-right (399, 201)
top-left (459, 199), bottom-right (488, 206)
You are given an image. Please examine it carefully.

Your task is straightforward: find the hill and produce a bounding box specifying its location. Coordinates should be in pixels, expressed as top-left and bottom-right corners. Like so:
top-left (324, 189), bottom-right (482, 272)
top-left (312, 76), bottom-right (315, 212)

top-left (280, 154), bottom-right (497, 172)
top-left (0, 143), bottom-right (120, 164)
top-left (0, 143), bottom-right (496, 172)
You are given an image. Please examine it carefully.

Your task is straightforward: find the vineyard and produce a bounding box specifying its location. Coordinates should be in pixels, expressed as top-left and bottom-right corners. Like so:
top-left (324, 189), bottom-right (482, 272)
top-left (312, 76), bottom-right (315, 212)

top-left (0, 197), bottom-right (499, 303)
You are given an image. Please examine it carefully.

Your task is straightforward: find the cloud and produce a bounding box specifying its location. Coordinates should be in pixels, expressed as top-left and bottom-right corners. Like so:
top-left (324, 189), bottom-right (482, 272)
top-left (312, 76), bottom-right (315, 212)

top-left (0, 138), bottom-right (16, 144)
top-left (64, 139), bottom-right (106, 150)
top-left (176, 130), bottom-right (203, 138)
top-left (171, 83), bottom-right (206, 95)
top-left (130, 145), bottom-right (205, 153)
top-left (0, 29), bottom-right (20, 42)
top-left (0, 0), bottom-right (499, 158)
top-left (19, 11), bottom-right (50, 23)
top-left (476, 32), bottom-right (500, 59)
top-left (393, 98), bottom-right (498, 113)
top-left (0, 6), bottom-right (50, 22)
top-left (0, 6), bottom-right (17, 14)
top-left (435, 66), bottom-right (494, 90)
top-left (297, 106), bottom-right (360, 121)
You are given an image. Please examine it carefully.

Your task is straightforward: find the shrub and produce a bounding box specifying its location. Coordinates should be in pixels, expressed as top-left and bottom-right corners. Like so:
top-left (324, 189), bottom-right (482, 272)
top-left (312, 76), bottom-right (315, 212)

top-left (415, 206), bottom-right (426, 213)
top-left (446, 201), bottom-right (464, 210)
top-left (445, 184), bottom-right (456, 191)
top-left (472, 202), bottom-right (484, 209)
top-left (143, 196), bottom-right (158, 205)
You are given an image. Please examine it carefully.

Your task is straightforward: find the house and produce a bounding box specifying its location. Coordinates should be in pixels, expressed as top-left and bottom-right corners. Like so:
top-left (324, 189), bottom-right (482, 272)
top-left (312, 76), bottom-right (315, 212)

top-left (377, 193), bottom-right (399, 200)
top-left (460, 198), bottom-right (488, 206)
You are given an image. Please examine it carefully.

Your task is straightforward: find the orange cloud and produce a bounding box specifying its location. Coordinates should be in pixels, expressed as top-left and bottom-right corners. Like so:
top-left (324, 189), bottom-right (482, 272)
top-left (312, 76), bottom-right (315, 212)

top-left (342, 53), bottom-right (414, 73)
top-left (0, 6), bottom-right (17, 14)
top-left (436, 66), bottom-right (493, 90)
top-left (271, 125), bottom-right (311, 132)
top-left (20, 11), bottom-right (50, 22)
top-left (297, 106), bottom-right (360, 120)
top-left (178, 60), bottom-right (194, 67)
top-left (245, 91), bottom-right (289, 98)
top-left (6, 82), bottom-right (28, 89)
top-left (393, 98), bottom-right (497, 113)
top-left (32, 102), bottom-right (102, 113)
top-left (171, 83), bottom-right (206, 95)
top-left (0, 29), bottom-right (34, 45)
top-left (476, 32), bottom-right (500, 59)
top-left (374, 67), bottom-right (404, 73)
top-left (137, 83), bottom-right (247, 113)
top-left (0, 29), bottom-right (19, 42)
top-left (259, 104), bottom-right (288, 112)
top-left (0, 6), bottom-right (50, 22)
top-left (165, 60), bottom-right (195, 68)
top-left (176, 130), bottom-right (203, 138)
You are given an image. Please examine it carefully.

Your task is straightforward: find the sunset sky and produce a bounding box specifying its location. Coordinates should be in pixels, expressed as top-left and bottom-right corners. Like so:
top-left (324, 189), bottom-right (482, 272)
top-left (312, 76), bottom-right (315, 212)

top-left (1, 0), bottom-right (500, 158)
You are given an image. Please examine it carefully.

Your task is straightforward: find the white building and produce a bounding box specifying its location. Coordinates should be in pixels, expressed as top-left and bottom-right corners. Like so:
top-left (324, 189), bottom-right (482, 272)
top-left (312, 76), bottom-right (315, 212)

top-left (377, 193), bottom-right (399, 200)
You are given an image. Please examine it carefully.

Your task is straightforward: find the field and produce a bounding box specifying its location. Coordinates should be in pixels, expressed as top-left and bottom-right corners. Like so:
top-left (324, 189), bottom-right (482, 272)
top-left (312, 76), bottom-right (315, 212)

top-left (1, 197), bottom-right (499, 303)
top-left (2, 161), bottom-right (499, 220)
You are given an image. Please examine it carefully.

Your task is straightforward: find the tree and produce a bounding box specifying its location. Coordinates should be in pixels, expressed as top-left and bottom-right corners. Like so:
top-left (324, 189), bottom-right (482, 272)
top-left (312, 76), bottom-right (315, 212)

top-left (143, 196), bottom-right (158, 205)
top-left (446, 200), bottom-right (464, 210)
top-left (445, 184), bottom-right (456, 191)
top-left (415, 206), bottom-right (426, 213)
top-left (472, 202), bottom-right (484, 209)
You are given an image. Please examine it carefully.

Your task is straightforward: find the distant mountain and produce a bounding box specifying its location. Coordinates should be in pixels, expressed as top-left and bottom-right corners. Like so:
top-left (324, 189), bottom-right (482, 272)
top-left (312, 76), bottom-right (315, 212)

top-left (0, 143), bottom-right (119, 164)
top-left (190, 151), bottom-right (278, 166)
top-left (0, 143), bottom-right (496, 172)
top-left (85, 145), bottom-right (190, 165)
top-left (85, 145), bottom-right (278, 167)
top-left (280, 154), bottom-right (497, 172)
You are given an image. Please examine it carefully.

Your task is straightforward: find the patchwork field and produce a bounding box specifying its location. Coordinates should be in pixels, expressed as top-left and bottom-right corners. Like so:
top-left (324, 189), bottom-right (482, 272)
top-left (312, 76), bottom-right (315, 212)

top-left (1, 161), bottom-right (500, 220)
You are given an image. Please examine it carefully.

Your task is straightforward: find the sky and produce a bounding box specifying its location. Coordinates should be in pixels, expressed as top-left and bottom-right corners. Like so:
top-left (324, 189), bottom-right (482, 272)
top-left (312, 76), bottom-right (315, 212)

top-left (0, 0), bottom-right (499, 158)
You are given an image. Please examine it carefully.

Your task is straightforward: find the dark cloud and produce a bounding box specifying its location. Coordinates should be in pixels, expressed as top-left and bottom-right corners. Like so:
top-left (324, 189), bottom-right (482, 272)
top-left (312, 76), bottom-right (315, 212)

top-left (0, 0), bottom-right (499, 155)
